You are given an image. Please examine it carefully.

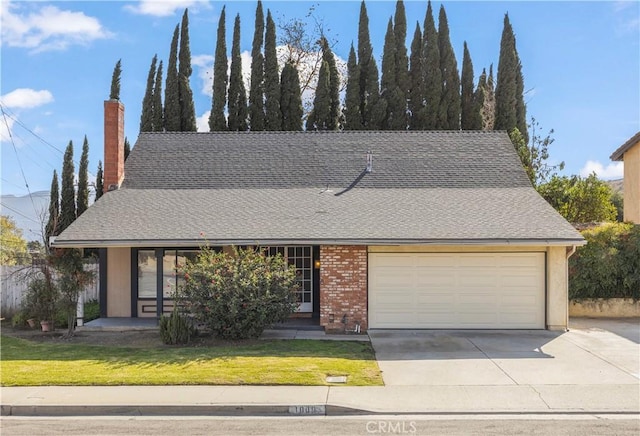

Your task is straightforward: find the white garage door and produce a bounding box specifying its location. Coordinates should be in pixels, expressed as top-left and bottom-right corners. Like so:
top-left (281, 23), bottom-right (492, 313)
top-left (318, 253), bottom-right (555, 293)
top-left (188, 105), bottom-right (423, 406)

top-left (369, 252), bottom-right (545, 329)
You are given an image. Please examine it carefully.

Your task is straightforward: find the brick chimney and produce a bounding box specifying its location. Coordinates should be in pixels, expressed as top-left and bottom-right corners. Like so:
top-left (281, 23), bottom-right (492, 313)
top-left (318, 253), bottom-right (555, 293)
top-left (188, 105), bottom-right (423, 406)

top-left (103, 99), bottom-right (125, 193)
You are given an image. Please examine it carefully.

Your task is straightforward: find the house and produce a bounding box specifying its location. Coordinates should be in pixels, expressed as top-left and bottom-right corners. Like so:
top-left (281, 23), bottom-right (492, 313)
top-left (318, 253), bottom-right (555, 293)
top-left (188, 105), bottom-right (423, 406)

top-left (52, 100), bottom-right (585, 331)
top-left (610, 131), bottom-right (640, 224)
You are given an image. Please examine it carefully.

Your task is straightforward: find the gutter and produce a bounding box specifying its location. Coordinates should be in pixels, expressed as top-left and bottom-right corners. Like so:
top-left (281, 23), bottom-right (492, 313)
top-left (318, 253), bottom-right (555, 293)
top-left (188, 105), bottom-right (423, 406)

top-left (52, 238), bottom-right (587, 249)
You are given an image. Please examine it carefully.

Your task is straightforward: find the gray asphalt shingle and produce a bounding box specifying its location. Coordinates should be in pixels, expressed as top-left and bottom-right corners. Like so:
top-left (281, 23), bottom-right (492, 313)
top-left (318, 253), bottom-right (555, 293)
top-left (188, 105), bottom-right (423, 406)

top-left (54, 131), bottom-right (583, 247)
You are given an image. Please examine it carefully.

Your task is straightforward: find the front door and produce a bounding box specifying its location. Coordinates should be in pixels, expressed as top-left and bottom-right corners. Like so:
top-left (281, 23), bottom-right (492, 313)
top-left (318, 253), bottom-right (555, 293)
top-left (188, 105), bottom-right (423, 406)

top-left (265, 246), bottom-right (313, 313)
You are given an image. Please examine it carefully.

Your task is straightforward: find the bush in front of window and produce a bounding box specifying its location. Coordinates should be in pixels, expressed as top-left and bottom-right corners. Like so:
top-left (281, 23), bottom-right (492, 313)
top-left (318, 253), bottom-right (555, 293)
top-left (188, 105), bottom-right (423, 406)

top-left (176, 246), bottom-right (299, 340)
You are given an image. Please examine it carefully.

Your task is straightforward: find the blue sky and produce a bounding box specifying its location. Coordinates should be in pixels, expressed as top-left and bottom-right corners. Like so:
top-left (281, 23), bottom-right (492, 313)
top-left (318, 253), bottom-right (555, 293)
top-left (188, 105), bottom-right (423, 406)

top-left (1, 0), bottom-right (639, 205)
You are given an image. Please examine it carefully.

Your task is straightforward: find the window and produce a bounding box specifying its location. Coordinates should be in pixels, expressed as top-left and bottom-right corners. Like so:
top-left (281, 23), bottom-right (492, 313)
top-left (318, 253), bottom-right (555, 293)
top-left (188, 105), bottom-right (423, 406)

top-left (137, 250), bottom-right (157, 298)
top-left (137, 249), bottom-right (200, 299)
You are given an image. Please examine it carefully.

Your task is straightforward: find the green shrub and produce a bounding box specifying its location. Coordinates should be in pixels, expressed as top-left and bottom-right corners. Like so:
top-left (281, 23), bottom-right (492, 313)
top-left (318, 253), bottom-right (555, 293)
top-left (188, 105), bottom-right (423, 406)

top-left (53, 299), bottom-right (101, 328)
top-left (11, 310), bottom-right (28, 328)
top-left (177, 246), bottom-right (299, 340)
top-left (84, 299), bottom-right (100, 322)
top-left (159, 307), bottom-right (195, 345)
top-left (570, 223), bottom-right (640, 300)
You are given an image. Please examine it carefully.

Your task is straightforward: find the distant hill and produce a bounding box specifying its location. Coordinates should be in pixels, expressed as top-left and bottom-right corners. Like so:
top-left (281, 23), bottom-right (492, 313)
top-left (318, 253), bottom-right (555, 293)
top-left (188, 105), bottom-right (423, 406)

top-left (1, 191), bottom-right (50, 242)
top-left (606, 179), bottom-right (623, 194)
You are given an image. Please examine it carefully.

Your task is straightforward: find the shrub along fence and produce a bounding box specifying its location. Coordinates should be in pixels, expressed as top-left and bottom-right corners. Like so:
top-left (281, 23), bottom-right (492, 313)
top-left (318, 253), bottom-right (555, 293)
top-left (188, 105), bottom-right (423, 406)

top-left (569, 223), bottom-right (640, 302)
top-left (0, 263), bottom-right (99, 318)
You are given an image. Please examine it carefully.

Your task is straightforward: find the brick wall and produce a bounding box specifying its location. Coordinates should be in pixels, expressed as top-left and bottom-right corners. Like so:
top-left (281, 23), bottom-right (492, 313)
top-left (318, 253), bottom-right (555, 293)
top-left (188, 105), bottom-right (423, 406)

top-left (103, 100), bottom-right (125, 193)
top-left (320, 245), bottom-right (368, 333)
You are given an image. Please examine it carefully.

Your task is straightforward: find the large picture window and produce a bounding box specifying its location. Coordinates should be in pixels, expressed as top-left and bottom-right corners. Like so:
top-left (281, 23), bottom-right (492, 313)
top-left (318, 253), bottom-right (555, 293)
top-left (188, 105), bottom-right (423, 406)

top-left (137, 249), bottom-right (199, 299)
top-left (137, 250), bottom-right (157, 298)
top-left (162, 250), bottom-right (199, 298)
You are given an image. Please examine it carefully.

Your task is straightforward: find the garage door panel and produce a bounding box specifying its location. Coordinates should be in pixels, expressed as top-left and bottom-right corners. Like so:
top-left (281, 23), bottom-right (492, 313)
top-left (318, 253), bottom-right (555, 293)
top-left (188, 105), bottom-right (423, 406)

top-left (369, 252), bottom-right (545, 329)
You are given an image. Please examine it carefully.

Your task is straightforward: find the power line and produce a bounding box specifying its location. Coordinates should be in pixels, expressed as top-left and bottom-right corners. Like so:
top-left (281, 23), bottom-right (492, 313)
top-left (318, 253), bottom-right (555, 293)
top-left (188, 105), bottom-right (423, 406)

top-left (1, 177), bottom-right (28, 192)
top-left (0, 103), bottom-right (64, 155)
top-left (0, 105), bottom-right (40, 222)
top-left (0, 202), bottom-right (42, 224)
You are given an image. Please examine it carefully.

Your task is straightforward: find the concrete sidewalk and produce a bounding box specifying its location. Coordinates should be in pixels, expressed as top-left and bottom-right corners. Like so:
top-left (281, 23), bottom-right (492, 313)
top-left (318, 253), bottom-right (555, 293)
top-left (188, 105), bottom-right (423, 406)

top-left (2, 383), bottom-right (639, 416)
top-left (2, 319), bottom-right (638, 417)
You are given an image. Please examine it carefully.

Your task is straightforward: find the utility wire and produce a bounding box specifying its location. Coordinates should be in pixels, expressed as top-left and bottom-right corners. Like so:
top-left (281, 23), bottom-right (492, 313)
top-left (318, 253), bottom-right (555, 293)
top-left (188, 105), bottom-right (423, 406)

top-left (0, 103), bottom-right (64, 155)
top-left (1, 105), bottom-right (40, 221)
top-left (0, 202), bottom-right (42, 224)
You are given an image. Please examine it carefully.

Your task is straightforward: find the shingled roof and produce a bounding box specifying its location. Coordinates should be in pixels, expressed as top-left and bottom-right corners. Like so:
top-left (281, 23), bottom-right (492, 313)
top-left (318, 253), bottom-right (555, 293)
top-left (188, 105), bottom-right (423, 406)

top-left (610, 131), bottom-right (640, 161)
top-left (53, 131), bottom-right (583, 247)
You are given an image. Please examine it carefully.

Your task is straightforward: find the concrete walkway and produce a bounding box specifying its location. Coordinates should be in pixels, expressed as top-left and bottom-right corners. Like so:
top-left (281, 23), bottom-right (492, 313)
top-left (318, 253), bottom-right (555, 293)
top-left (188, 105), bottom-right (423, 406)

top-left (2, 318), bottom-right (638, 416)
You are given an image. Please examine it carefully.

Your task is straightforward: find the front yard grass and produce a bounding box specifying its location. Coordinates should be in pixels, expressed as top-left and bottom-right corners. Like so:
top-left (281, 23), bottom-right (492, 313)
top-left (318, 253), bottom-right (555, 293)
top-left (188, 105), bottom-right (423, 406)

top-left (0, 335), bottom-right (382, 387)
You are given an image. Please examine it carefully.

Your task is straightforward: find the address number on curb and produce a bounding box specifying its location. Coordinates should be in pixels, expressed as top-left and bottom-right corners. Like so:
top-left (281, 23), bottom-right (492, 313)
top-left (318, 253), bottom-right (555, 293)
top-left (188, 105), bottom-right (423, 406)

top-left (288, 405), bottom-right (326, 415)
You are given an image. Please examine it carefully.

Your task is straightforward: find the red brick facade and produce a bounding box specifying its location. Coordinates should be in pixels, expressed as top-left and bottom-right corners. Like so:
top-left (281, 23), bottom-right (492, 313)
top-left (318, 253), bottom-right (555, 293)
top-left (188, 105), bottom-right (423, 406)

top-left (319, 245), bottom-right (368, 332)
top-left (103, 100), bottom-right (125, 193)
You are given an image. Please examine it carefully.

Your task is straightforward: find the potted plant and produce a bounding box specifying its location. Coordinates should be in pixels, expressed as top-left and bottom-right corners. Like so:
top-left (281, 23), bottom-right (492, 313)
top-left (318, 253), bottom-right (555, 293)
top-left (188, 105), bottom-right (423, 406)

top-left (26, 265), bottom-right (59, 332)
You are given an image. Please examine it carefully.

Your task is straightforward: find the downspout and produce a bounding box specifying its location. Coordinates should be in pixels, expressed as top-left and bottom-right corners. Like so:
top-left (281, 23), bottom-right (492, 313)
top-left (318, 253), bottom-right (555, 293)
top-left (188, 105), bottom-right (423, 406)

top-left (565, 246), bottom-right (577, 330)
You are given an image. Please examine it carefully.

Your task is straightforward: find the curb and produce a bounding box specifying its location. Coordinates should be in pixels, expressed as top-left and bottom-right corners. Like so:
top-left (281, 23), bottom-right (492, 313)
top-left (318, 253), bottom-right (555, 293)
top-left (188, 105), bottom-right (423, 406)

top-left (2, 404), bottom-right (638, 417)
top-left (1, 404), bottom-right (362, 417)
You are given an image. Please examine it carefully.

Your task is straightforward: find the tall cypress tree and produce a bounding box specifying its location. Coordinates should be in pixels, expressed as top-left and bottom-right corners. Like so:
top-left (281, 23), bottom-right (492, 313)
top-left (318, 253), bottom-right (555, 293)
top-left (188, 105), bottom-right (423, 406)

top-left (228, 14), bottom-right (248, 131)
top-left (59, 141), bottom-right (76, 233)
top-left (264, 10), bottom-right (281, 130)
top-left (153, 60), bottom-right (164, 131)
top-left (471, 68), bottom-right (486, 131)
top-left (393, 0), bottom-right (409, 124)
top-left (306, 59), bottom-right (330, 131)
top-left (109, 59), bottom-right (121, 100)
top-left (344, 44), bottom-right (363, 130)
top-left (485, 64), bottom-right (496, 130)
top-left (124, 137), bottom-right (131, 161)
top-left (381, 18), bottom-right (406, 130)
top-left (164, 25), bottom-right (181, 131)
top-left (45, 170), bottom-right (60, 242)
top-left (357, 1), bottom-right (385, 129)
top-left (249, 0), bottom-right (265, 131)
top-left (95, 161), bottom-right (103, 200)
top-left (408, 22), bottom-right (425, 129)
top-left (422, 0), bottom-right (441, 129)
top-left (178, 9), bottom-right (197, 131)
top-left (77, 136), bottom-right (89, 217)
top-left (140, 55), bottom-right (157, 132)
top-left (209, 6), bottom-right (228, 131)
top-left (495, 14), bottom-right (527, 143)
top-left (460, 42), bottom-right (475, 130)
top-left (437, 5), bottom-right (460, 130)
top-left (321, 37), bottom-right (340, 130)
top-left (280, 61), bottom-right (303, 131)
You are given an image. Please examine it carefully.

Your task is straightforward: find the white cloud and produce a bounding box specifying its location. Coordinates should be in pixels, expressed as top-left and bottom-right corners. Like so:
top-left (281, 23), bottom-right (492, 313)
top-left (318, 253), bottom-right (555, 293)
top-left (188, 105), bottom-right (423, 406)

top-left (192, 54), bottom-right (214, 97)
top-left (196, 110), bottom-right (210, 132)
top-left (192, 51), bottom-right (252, 99)
top-left (125, 0), bottom-right (210, 17)
top-left (580, 160), bottom-right (624, 180)
top-left (1, 1), bottom-right (112, 53)
top-left (0, 88), bottom-right (53, 109)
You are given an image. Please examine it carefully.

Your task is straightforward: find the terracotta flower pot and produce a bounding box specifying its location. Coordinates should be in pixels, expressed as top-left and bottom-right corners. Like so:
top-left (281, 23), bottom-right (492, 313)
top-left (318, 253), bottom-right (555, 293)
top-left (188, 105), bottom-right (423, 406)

top-left (40, 320), bottom-right (53, 332)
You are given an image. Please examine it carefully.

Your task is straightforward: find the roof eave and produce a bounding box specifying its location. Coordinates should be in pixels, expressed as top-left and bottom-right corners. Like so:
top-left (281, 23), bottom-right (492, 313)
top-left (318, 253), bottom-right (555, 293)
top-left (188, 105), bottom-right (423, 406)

top-left (51, 237), bottom-right (586, 249)
top-left (610, 131), bottom-right (640, 161)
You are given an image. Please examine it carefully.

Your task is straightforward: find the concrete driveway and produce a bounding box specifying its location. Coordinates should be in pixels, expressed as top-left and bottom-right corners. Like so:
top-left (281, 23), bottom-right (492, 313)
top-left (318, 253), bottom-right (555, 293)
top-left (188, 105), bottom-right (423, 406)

top-left (369, 318), bottom-right (640, 387)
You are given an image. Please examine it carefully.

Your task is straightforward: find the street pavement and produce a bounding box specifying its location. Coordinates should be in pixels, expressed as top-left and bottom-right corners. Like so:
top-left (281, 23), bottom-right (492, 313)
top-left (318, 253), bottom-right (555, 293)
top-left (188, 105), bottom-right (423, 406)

top-left (1, 318), bottom-right (638, 417)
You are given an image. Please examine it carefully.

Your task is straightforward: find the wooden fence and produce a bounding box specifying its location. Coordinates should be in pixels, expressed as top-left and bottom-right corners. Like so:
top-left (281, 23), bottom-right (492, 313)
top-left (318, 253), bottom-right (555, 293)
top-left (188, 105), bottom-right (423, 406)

top-left (0, 264), bottom-right (99, 317)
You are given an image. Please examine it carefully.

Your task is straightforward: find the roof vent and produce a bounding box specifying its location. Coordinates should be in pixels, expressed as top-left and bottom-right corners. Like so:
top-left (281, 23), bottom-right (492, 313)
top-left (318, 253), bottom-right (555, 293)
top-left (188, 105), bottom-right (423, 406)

top-left (107, 184), bottom-right (119, 191)
top-left (366, 151), bottom-right (373, 173)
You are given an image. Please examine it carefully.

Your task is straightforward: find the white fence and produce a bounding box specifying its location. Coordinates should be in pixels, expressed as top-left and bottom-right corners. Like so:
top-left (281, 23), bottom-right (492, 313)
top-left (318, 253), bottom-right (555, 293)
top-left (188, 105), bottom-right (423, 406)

top-left (0, 264), bottom-right (99, 317)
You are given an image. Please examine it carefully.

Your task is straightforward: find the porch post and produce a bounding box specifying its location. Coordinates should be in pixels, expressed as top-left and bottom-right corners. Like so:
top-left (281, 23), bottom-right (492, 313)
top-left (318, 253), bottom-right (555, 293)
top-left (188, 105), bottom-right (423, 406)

top-left (99, 248), bottom-right (108, 318)
top-left (156, 248), bottom-right (164, 319)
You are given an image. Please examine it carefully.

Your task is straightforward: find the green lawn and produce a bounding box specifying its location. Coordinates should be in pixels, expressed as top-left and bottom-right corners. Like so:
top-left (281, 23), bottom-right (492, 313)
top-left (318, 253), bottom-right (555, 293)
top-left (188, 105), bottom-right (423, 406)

top-left (0, 335), bottom-right (382, 387)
